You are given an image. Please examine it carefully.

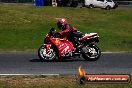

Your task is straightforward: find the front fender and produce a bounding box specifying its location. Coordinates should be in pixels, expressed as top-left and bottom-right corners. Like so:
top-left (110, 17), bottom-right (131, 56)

top-left (43, 44), bottom-right (51, 52)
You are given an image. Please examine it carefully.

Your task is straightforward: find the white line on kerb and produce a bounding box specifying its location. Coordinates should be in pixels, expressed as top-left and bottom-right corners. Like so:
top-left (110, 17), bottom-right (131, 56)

top-left (0, 74), bottom-right (131, 76)
top-left (0, 74), bottom-right (60, 76)
top-left (102, 52), bottom-right (131, 54)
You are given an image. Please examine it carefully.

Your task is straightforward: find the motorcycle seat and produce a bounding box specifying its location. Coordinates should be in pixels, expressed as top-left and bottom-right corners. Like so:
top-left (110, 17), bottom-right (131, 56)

top-left (79, 33), bottom-right (97, 41)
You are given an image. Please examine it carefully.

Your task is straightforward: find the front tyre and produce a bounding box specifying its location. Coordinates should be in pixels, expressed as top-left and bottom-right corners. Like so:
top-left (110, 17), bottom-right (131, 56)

top-left (38, 45), bottom-right (57, 61)
top-left (105, 5), bottom-right (111, 10)
top-left (82, 44), bottom-right (101, 61)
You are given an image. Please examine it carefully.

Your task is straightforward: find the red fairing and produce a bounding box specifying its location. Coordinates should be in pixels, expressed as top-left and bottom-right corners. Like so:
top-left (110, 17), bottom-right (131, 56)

top-left (44, 34), bottom-right (50, 43)
top-left (50, 38), bottom-right (74, 56)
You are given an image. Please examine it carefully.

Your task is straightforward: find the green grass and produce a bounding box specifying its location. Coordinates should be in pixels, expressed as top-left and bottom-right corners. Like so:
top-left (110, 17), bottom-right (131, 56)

top-left (0, 75), bottom-right (132, 88)
top-left (0, 3), bottom-right (132, 51)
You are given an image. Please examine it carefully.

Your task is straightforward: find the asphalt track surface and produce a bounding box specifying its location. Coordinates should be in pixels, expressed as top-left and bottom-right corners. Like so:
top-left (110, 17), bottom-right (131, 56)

top-left (0, 52), bottom-right (132, 75)
top-left (119, 5), bottom-right (132, 8)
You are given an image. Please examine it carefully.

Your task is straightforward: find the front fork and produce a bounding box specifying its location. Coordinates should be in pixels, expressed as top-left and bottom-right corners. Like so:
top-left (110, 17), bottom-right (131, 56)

top-left (43, 44), bottom-right (52, 57)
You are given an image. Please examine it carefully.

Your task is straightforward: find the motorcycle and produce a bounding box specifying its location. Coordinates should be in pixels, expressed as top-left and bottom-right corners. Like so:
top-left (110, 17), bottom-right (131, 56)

top-left (38, 28), bottom-right (101, 61)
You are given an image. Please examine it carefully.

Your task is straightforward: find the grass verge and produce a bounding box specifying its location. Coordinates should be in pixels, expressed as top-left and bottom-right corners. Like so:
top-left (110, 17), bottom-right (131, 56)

top-left (0, 3), bottom-right (132, 51)
top-left (0, 75), bottom-right (132, 88)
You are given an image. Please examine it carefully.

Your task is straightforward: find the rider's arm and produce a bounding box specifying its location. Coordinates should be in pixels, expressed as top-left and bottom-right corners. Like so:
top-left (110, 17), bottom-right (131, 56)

top-left (59, 25), bottom-right (70, 35)
top-left (59, 29), bottom-right (69, 35)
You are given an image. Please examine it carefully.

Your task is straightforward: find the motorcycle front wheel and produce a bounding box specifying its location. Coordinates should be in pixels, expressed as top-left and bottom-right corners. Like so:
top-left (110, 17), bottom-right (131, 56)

top-left (38, 45), bottom-right (57, 61)
top-left (82, 44), bottom-right (101, 61)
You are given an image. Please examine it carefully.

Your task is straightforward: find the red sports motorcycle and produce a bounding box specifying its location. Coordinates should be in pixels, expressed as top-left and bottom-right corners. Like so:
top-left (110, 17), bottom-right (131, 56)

top-left (38, 28), bottom-right (101, 61)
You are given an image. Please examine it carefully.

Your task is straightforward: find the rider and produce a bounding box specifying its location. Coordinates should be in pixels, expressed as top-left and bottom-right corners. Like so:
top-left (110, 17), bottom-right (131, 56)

top-left (55, 18), bottom-right (83, 47)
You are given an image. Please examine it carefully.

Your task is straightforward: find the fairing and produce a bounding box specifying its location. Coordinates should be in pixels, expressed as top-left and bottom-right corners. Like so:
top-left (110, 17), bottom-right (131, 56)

top-left (50, 38), bottom-right (74, 56)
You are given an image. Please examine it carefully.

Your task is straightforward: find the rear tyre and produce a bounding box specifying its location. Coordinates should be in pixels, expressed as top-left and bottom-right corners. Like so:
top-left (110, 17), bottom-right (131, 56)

top-left (89, 4), bottom-right (94, 8)
top-left (105, 5), bottom-right (111, 10)
top-left (82, 44), bottom-right (101, 61)
top-left (38, 45), bottom-right (57, 61)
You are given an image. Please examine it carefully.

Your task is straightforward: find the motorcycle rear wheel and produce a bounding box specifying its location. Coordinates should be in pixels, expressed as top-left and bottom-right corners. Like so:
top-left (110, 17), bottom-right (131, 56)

top-left (38, 45), bottom-right (57, 61)
top-left (82, 44), bottom-right (101, 61)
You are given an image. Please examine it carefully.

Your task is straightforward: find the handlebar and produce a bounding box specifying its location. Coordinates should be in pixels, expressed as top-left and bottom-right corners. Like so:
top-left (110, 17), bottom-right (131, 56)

top-left (49, 28), bottom-right (62, 38)
top-left (53, 32), bottom-right (62, 38)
